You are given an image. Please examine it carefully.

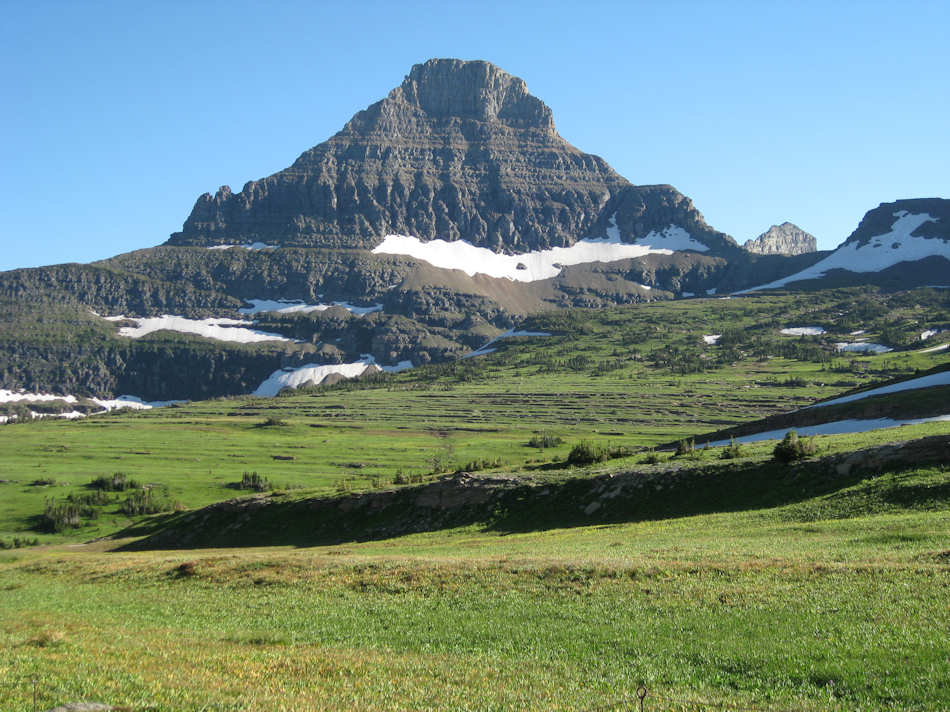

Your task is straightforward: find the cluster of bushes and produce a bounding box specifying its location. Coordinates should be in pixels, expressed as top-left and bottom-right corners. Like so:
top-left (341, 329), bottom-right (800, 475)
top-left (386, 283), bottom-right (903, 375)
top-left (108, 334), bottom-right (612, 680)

top-left (773, 431), bottom-right (817, 463)
top-left (89, 472), bottom-right (138, 491)
top-left (238, 472), bottom-right (272, 492)
top-left (0, 536), bottom-right (40, 549)
top-left (39, 499), bottom-right (98, 533)
top-left (120, 487), bottom-right (174, 516)
top-left (527, 432), bottom-right (563, 448)
top-left (461, 457), bottom-right (504, 472)
top-left (567, 442), bottom-right (632, 466)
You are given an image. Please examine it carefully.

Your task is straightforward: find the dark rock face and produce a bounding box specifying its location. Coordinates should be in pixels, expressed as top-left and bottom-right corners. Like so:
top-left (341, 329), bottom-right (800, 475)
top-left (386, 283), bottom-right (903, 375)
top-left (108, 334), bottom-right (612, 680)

top-left (169, 59), bottom-right (735, 254)
top-left (743, 222), bottom-right (817, 255)
top-left (842, 198), bottom-right (950, 247)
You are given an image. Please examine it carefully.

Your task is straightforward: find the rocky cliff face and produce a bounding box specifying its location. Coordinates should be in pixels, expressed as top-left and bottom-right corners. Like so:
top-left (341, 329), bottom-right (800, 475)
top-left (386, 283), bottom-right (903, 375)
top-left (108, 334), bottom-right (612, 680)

top-left (168, 59), bottom-right (735, 254)
top-left (743, 222), bottom-right (817, 255)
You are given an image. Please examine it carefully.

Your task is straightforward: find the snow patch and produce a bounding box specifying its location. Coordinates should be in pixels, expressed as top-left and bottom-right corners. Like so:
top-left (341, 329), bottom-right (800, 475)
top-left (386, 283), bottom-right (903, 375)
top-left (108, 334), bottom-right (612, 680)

top-left (0, 389), bottom-right (78, 404)
top-left (835, 342), bottom-right (892, 354)
top-left (920, 329), bottom-right (941, 341)
top-left (207, 242), bottom-right (277, 251)
top-left (371, 215), bottom-right (706, 282)
top-left (706, 414), bottom-right (950, 446)
top-left (739, 212), bottom-right (948, 291)
top-left (781, 327), bottom-right (826, 336)
top-left (808, 370), bottom-right (950, 409)
top-left (253, 356), bottom-right (413, 397)
top-left (239, 299), bottom-right (383, 316)
top-left (703, 334), bottom-right (722, 345)
top-left (105, 315), bottom-right (292, 343)
top-left (919, 343), bottom-right (949, 354)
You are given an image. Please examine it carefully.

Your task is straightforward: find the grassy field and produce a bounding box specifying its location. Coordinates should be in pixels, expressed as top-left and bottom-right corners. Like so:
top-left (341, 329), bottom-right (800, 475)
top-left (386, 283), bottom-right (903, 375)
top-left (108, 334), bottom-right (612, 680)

top-left (0, 289), bottom-right (948, 710)
top-left (1, 456), bottom-right (948, 711)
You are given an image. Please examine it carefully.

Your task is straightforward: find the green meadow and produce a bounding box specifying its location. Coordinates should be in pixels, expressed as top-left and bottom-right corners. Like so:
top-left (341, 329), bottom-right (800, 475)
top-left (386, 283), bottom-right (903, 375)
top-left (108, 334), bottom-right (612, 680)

top-left (0, 289), bottom-right (948, 710)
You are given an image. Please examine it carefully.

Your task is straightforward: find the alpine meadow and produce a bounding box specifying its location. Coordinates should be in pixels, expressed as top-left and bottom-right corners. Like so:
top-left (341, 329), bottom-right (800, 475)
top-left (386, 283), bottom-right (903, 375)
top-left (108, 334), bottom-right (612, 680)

top-left (1, 53), bottom-right (948, 712)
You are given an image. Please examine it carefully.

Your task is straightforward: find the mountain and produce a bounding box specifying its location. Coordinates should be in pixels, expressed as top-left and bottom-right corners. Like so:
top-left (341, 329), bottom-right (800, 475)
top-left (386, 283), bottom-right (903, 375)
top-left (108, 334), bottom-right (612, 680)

top-left (168, 59), bottom-right (737, 256)
top-left (743, 222), bottom-right (816, 255)
top-left (742, 199), bottom-right (950, 291)
top-left (0, 60), bottom-right (944, 406)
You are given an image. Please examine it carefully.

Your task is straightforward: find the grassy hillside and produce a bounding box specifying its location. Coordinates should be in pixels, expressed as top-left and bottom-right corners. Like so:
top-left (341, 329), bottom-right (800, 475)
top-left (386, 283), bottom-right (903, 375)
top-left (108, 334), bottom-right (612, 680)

top-left (0, 287), bottom-right (947, 710)
top-left (1, 452), bottom-right (947, 710)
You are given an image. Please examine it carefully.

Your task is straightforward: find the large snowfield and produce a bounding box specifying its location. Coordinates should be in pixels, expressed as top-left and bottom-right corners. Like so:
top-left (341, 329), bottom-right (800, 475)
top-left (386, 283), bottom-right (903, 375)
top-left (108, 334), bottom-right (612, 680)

top-left (104, 315), bottom-right (292, 343)
top-left (372, 216), bottom-right (708, 282)
top-left (740, 212), bottom-right (949, 291)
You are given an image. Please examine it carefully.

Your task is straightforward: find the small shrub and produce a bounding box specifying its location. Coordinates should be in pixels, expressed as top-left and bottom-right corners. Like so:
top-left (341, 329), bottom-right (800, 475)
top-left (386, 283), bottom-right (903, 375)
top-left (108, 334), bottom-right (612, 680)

top-left (674, 438), bottom-right (696, 457)
top-left (89, 472), bottom-right (139, 491)
top-left (773, 430), bottom-right (817, 463)
top-left (641, 450), bottom-right (661, 465)
top-left (238, 472), bottom-right (272, 492)
top-left (461, 457), bottom-right (504, 472)
top-left (29, 478), bottom-right (57, 487)
top-left (256, 416), bottom-right (288, 427)
top-left (568, 442), bottom-right (608, 466)
top-left (39, 499), bottom-right (96, 532)
top-left (0, 536), bottom-right (40, 549)
top-left (393, 470), bottom-right (409, 485)
top-left (527, 433), bottom-right (563, 448)
top-left (68, 490), bottom-right (112, 507)
top-left (120, 487), bottom-right (173, 516)
top-left (720, 437), bottom-right (743, 460)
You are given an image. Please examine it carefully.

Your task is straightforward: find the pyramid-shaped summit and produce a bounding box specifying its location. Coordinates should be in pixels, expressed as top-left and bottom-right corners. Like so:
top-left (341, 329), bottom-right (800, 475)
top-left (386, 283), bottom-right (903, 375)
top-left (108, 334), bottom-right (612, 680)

top-left (169, 59), bottom-right (735, 254)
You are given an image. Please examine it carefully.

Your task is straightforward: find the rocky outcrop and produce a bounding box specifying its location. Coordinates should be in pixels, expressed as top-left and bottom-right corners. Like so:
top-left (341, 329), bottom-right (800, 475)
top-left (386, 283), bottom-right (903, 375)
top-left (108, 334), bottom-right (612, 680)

top-left (743, 222), bottom-right (816, 255)
top-left (168, 59), bottom-right (736, 255)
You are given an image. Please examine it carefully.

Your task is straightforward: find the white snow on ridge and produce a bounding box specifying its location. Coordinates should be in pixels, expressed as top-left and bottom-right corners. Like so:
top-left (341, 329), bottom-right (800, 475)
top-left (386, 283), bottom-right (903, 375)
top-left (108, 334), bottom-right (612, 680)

top-left (239, 299), bottom-right (383, 316)
top-left (807, 370), bottom-right (950, 409)
top-left (706, 414), bottom-right (950, 447)
top-left (253, 356), bottom-right (413, 397)
top-left (464, 329), bottom-right (553, 358)
top-left (919, 343), bottom-right (949, 354)
top-left (207, 242), bottom-right (277, 251)
top-left (105, 315), bottom-right (292, 343)
top-left (781, 327), bottom-right (826, 336)
top-left (371, 216), bottom-right (707, 282)
top-left (739, 211), bottom-right (949, 292)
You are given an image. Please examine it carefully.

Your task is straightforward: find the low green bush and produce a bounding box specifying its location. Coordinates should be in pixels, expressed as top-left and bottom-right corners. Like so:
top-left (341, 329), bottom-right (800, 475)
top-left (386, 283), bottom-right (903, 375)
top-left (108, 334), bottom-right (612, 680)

top-left (773, 430), bottom-right (817, 463)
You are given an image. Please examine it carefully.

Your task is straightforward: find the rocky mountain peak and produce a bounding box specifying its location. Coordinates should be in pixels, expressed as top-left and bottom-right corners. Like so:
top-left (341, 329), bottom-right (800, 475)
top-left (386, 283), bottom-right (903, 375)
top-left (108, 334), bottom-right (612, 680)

top-left (743, 222), bottom-right (817, 255)
top-left (389, 59), bottom-right (555, 131)
top-left (167, 59), bottom-right (734, 255)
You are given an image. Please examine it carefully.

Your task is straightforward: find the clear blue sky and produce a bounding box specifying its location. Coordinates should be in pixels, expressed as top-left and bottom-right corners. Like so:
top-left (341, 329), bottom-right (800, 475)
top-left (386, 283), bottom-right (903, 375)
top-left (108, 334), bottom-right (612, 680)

top-left (2, 0), bottom-right (948, 271)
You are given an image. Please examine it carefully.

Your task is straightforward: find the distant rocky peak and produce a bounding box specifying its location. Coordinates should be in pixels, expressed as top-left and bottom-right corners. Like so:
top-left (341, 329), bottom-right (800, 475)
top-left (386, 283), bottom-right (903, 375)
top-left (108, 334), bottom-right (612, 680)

top-left (743, 222), bottom-right (817, 255)
top-left (391, 59), bottom-right (555, 130)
